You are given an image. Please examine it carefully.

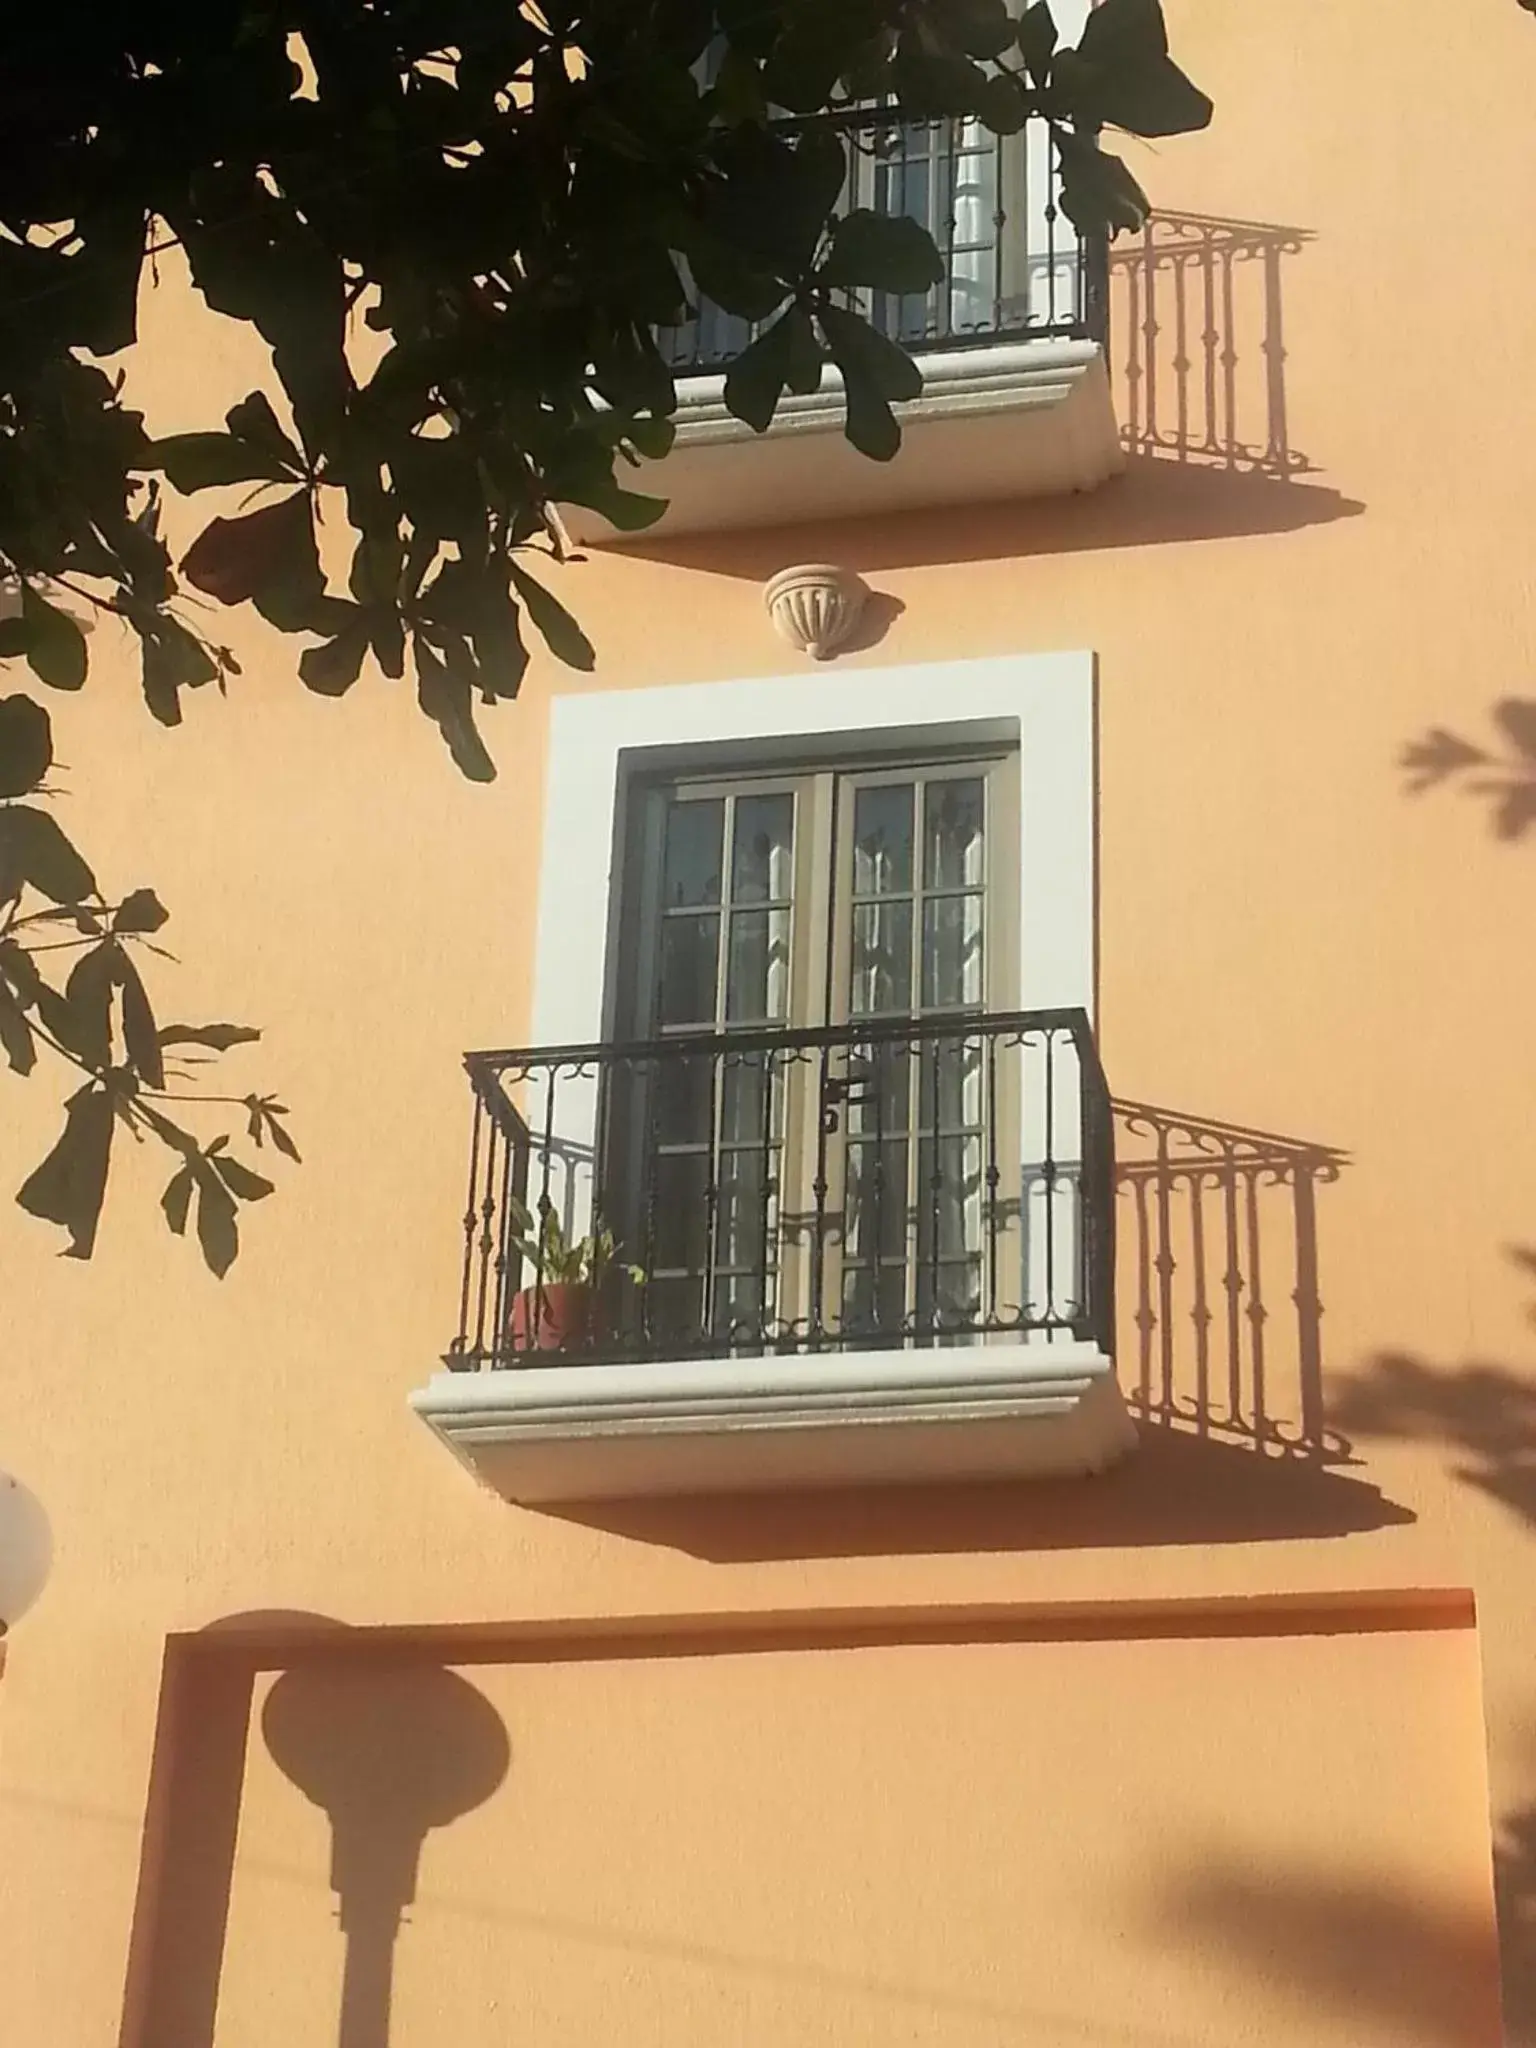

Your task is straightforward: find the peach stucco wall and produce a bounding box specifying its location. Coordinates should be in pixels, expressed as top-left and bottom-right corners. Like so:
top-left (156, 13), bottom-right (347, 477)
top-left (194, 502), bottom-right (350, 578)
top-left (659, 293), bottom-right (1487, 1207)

top-left (3, 3), bottom-right (1535, 2044)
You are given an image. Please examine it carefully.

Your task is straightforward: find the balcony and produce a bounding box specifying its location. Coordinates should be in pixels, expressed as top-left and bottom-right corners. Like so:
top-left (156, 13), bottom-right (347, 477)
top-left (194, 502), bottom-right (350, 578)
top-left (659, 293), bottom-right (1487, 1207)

top-left (560, 109), bottom-right (1121, 545)
top-left (411, 1010), bottom-right (1133, 1502)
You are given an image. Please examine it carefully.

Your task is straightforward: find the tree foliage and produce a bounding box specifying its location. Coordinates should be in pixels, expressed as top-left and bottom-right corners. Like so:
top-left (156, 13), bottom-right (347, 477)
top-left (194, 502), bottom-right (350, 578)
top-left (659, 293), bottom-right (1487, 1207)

top-left (0, 0), bottom-right (1210, 1263)
top-left (0, 695), bottom-right (296, 1270)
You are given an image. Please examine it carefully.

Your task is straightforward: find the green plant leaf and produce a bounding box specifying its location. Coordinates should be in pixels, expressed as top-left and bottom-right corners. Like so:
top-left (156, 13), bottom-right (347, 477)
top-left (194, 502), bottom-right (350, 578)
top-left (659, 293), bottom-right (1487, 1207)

top-left (723, 313), bottom-right (794, 433)
top-left (299, 611), bottom-right (372, 695)
top-left (819, 305), bottom-right (923, 402)
top-left (1078, 0), bottom-right (1169, 65)
top-left (180, 493), bottom-right (324, 620)
top-left (946, 0), bottom-right (1017, 60)
top-left (0, 695), bottom-right (53, 799)
top-left (113, 887), bottom-right (169, 934)
top-left (973, 71), bottom-right (1030, 134)
top-left (1054, 131), bottom-right (1151, 235)
top-left (148, 433), bottom-right (298, 492)
top-left (415, 635), bottom-right (497, 782)
top-left (20, 585), bottom-right (87, 691)
top-left (17, 1084), bottom-right (115, 1259)
top-left (1082, 54), bottom-right (1212, 137)
top-left (507, 563), bottom-right (596, 672)
top-left (135, 616), bottom-right (220, 728)
top-left (224, 391), bottom-right (306, 471)
top-left (1063, 0), bottom-right (1210, 137)
top-left (0, 806), bottom-right (98, 905)
top-left (820, 304), bottom-right (920, 460)
top-left (1017, 2), bottom-right (1058, 82)
top-left (820, 210), bottom-right (944, 294)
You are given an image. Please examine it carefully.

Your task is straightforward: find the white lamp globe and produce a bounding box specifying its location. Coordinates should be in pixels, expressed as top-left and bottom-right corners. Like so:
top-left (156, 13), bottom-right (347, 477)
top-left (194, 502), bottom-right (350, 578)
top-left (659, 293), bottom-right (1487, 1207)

top-left (0, 1471), bottom-right (52, 1632)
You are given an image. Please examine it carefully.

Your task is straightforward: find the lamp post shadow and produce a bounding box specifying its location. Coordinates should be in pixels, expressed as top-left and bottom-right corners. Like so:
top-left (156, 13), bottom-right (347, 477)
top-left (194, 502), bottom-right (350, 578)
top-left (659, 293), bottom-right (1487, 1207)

top-left (262, 1660), bottom-right (510, 2048)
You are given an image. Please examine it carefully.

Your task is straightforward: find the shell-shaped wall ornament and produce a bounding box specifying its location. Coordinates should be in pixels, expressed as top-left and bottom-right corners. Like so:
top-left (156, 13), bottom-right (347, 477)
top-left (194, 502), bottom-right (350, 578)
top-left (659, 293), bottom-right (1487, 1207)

top-left (763, 564), bottom-right (868, 660)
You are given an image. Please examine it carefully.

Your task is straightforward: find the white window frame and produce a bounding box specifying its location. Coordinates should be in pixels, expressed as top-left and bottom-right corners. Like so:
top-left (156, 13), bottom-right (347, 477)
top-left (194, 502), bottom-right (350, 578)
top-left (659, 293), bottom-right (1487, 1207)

top-left (531, 651), bottom-right (1096, 1053)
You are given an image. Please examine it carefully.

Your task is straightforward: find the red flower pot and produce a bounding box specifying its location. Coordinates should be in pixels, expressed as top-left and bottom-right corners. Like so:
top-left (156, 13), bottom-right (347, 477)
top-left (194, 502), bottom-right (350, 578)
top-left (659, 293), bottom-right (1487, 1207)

top-left (508, 1281), bottom-right (596, 1355)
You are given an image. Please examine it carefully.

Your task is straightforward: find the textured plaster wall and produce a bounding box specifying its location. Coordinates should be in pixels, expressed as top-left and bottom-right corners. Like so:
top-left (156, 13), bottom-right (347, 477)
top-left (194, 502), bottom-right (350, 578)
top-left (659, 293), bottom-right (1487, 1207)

top-left (3, 3), bottom-right (1535, 2044)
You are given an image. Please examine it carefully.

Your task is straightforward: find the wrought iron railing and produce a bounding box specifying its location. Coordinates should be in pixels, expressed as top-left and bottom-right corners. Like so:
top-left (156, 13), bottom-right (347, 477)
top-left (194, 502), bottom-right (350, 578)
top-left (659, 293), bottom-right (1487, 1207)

top-left (658, 107), bottom-right (1107, 375)
top-left (448, 1009), bottom-right (1114, 1370)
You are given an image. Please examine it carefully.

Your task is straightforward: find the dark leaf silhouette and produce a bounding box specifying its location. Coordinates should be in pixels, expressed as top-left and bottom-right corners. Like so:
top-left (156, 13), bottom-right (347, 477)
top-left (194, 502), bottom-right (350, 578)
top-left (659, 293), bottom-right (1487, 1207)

top-left (1494, 779), bottom-right (1536, 842)
top-left (1401, 727), bottom-right (1488, 792)
top-left (113, 886), bottom-right (169, 934)
top-left (0, 805), bottom-right (97, 904)
top-left (1404, 702), bottom-right (1536, 835)
top-left (0, 694), bottom-right (53, 799)
top-left (17, 1084), bottom-right (115, 1258)
top-left (1495, 697), bottom-right (1536, 760)
top-left (159, 1022), bottom-right (261, 1051)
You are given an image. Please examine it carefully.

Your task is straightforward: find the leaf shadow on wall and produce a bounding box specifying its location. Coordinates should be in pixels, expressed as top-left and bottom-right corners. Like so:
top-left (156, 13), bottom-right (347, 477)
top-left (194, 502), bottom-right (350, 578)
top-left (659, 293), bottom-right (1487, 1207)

top-left (1332, 1275), bottom-right (1536, 2047)
top-left (116, 1616), bottom-right (510, 2048)
top-left (1402, 701), bottom-right (1536, 842)
top-left (1150, 1856), bottom-right (1505, 2048)
top-left (551, 1099), bottom-right (1413, 1563)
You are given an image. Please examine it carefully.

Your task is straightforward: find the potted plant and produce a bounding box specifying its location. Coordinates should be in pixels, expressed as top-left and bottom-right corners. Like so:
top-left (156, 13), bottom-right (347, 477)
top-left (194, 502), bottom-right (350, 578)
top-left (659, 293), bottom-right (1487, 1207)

top-left (505, 1199), bottom-right (643, 1356)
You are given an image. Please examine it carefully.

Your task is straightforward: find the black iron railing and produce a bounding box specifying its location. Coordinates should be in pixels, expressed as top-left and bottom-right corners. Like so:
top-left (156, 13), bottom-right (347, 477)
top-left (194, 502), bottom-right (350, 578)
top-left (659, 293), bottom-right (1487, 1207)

top-left (658, 107), bottom-right (1106, 375)
top-left (448, 1009), bottom-right (1114, 1371)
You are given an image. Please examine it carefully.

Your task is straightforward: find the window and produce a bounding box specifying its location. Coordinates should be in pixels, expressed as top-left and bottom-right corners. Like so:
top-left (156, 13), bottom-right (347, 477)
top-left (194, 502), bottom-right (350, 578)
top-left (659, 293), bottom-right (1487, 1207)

top-left (610, 749), bottom-right (1021, 1349)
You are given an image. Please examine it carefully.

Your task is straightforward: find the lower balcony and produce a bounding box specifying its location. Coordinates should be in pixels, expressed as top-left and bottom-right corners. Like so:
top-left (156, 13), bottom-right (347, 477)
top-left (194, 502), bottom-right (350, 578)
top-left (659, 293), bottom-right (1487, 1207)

top-left (411, 1010), bottom-right (1133, 1502)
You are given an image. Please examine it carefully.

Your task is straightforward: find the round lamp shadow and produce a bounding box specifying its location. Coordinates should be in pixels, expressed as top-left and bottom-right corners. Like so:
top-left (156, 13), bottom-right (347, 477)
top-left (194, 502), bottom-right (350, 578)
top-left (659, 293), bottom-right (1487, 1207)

top-left (262, 1661), bottom-right (510, 2048)
top-left (0, 1470), bottom-right (52, 1634)
top-left (262, 1660), bottom-right (511, 1913)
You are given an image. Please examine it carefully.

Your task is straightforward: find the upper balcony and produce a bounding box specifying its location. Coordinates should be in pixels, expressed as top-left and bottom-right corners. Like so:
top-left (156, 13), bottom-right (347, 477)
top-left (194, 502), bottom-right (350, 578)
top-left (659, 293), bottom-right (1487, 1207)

top-left (411, 1008), bottom-right (1132, 1503)
top-left (561, 108), bottom-right (1120, 545)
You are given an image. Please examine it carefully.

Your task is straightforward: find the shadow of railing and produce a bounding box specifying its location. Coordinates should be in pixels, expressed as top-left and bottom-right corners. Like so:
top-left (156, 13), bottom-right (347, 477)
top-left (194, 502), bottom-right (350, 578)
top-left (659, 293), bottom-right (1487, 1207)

top-left (1113, 1100), bottom-right (1349, 1461)
top-left (1110, 211), bottom-right (1315, 479)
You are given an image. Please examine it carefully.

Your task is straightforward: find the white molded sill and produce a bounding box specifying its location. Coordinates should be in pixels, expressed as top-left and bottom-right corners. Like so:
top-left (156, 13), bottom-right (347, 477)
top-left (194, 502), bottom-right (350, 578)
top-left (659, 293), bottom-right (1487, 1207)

top-left (562, 338), bottom-right (1124, 543)
top-left (410, 1340), bottom-right (1136, 1503)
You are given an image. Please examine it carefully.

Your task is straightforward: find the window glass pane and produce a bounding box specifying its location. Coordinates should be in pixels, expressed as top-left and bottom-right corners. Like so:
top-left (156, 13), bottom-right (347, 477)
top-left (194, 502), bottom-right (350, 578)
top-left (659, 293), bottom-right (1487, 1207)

top-left (716, 1146), bottom-right (774, 1277)
top-left (919, 1036), bottom-right (985, 1134)
top-left (917, 1134), bottom-right (984, 1261)
top-left (853, 784), bottom-right (914, 897)
top-left (845, 1042), bottom-right (911, 1141)
top-left (663, 798), bottom-right (724, 909)
top-left (841, 1261), bottom-right (908, 1338)
top-left (731, 792), bottom-right (794, 904)
top-left (655, 1054), bottom-right (713, 1146)
top-left (924, 777), bottom-right (985, 888)
top-left (653, 1153), bottom-right (710, 1272)
top-left (851, 901), bottom-right (913, 1015)
top-left (922, 894), bottom-right (984, 1009)
top-left (726, 907), bottom-right (791, 1022)
top-left (844, 1136), bottom-right (909, 1262)
top-left (720, 1051), bottom-right (778, 1144)
top-left (659, 914), bottom-right (719, 1026)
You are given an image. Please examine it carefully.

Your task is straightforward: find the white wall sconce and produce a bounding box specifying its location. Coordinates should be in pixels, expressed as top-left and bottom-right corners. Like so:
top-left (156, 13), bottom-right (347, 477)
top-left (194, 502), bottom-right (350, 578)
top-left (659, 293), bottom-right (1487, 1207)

top-left (764, 564), bottom-right (869, 660)
top-left (0, 1470), bottom-right (52, 1635)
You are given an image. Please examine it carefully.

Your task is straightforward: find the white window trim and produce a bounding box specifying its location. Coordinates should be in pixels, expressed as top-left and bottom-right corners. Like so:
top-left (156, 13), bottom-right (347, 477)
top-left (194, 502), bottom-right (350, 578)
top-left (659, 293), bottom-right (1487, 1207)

top-left (410, 651), bottom-right (1133, 1503)
top-left (532, 650), bottom-right (1096, 1050)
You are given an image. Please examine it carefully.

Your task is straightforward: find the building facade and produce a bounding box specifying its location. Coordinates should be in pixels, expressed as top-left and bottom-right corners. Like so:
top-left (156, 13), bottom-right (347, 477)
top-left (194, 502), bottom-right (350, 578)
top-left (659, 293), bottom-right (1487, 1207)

top-left (2, 5), bottom-right (1532, 2045)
